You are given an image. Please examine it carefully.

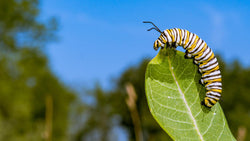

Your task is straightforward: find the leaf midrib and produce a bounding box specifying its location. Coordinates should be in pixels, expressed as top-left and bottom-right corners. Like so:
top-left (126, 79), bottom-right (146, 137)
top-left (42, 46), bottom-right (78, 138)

top-left (167, 53), bottom-right (204, 141)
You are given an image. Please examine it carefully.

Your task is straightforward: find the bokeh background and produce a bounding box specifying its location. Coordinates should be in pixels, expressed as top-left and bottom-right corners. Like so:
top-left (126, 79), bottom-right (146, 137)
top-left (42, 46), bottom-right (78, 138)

top-left (0, 0), bottom-right (249, 141)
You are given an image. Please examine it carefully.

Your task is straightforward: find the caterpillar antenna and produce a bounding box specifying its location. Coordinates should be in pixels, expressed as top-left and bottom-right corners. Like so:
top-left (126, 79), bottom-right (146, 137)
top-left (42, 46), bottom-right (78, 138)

top-left (143, 21), bottom-right (162, 33)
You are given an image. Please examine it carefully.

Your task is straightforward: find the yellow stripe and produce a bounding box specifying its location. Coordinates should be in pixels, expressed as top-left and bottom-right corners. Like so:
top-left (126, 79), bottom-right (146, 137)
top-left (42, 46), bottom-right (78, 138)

top-left (184, 30), bottom-right (190, 47)
top-left (187, 36), bottom-right (199, 51)
top-left (157, 40), bottom-right (162, 47)
top-left (202, 67), bottom-right (217, 77)
top-left (160, 36), bottom-right (166, 43)
top-left (205, 78), bottom-right (221, 84)
top-left (166, 29), bottom-right (173, 43)
top-left (178, 28), bottom-right (182, 45)
top-left (154, 41), bottom-right (157, 48)
top-left (204, 99), bottom-right (212, 107)
top-left (194, 47), bottom-right (213, 61)
top-left (203, 53), bottom-right (215, 62)
top-left (193, 43), bottom-right (207, 56)
top-left (211, 96), bottom-right (220, 100)
top-left (208, 65), bottom-right (219, 72)
top-left (199, 53), bottom-right (215, 68)
top-left (210, 89), bottom-right (222, 93)
top-left (169, 29), bottom-right (175, 42)
top-left (205, 79), bottom-right (222, 87)
top-left (208, 98), bottom-right (217, 104)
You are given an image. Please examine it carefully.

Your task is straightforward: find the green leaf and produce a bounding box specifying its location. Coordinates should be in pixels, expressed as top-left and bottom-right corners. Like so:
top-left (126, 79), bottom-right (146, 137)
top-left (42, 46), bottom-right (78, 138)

top-left (145, 48), bottom-right (236, 141)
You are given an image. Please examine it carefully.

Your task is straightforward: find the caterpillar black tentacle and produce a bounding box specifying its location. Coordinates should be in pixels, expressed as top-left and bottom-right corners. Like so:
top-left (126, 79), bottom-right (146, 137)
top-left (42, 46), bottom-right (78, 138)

top-left (144, 21), bottom-right (222, 108)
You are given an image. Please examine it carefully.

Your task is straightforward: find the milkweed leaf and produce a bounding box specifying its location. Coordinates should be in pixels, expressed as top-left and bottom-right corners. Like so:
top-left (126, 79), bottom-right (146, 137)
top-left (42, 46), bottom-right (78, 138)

top-left (145, 48), bottom-right (235, 140)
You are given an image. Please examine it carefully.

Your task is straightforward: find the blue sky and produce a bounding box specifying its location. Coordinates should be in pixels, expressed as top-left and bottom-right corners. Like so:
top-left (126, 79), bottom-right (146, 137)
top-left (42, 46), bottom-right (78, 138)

top-left (40, 0), bottom-right (250, 89)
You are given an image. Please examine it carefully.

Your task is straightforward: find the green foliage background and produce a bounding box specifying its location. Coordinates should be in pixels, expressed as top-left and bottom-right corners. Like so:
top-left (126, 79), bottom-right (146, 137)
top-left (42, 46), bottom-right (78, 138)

top-left (0, 0), bottom-right (74, 140)
top-left (0, 0), bottom-right (249, 141)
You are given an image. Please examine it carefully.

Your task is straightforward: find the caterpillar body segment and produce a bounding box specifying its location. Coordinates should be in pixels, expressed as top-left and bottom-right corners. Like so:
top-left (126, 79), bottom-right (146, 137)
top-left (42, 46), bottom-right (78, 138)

top-left (144, 21), bottom-right (222, 108)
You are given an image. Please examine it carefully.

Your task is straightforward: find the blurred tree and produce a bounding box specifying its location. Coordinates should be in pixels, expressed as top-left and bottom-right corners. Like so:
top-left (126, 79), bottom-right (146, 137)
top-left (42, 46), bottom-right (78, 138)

top-left (220, 60), bottom-right (250, 141)
top-left (76, 60), bottom-right (172, 141)
top-left (0, 0), bottom-right (75, 141)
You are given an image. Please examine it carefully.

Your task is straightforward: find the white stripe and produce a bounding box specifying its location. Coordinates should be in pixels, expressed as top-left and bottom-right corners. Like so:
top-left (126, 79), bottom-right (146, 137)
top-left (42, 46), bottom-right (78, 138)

top-left (189, 38), bottom-right (202, 53)
top-left (186, 33), bottom-right (196, 49)
top-left (183, 30), bottom-right (187, 46)
top-left (208, 91), bottom-right (221, 96)
top-left (207, 86), bottom-right (222, 90)
top-left (180, 29), bottom-right (184, 45)
top-left (196, 38), bottom-right (202, 47)
top-left (202, 70), bottom-right (220, 78)
top-left (200, 58), bottom-right (217, 69)
top-left (162, 33), bottom-right (168, 41)
top-left (183, 30), bottom-right (189, 47)
top-left (164, 30), bottom-right (172, 43)
top-left (207, 95), bottom-right (219, 99)
top-left (174, 29), bottom-right (178, 43)
top-left (189, 34), bottom-right (197, 48)
top-left (196, 47), bottom-right (210, 60)
top-left (207, 85), bottom-right (222, 88)
top-left (193, 41), bottom-right (205, 55)
top-left (158, 39), bottom-right (163, 45)
top-left (200, 49), bottom-right (213, 62)
top-left (201, 62), bottom-right (219, 71)
top-left (206, 82), bottom-right (222, 87)
top-left (175, 28), bottom-right (180, 45)
top-left (203, 75), bottom-right (221, 81)
top-left (171, 29), bottom-right (176, 42)
top-left (184, 33), bottom-right (194, 48)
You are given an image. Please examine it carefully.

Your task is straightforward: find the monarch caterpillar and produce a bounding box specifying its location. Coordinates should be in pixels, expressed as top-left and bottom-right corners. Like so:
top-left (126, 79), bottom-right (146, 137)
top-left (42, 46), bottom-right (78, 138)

top-left (143, 21), bottom-right (222, 108)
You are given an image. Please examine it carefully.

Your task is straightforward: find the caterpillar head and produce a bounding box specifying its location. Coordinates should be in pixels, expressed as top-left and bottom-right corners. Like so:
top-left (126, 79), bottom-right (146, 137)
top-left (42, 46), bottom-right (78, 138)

top-left (143, 21), bottom-right (163, 51)
top-left (153, 39), bottom-right (164, 51)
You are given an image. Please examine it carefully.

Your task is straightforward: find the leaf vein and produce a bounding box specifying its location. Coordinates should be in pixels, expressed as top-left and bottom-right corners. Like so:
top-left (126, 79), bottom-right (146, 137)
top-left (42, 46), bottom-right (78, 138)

top-left (202, 109), bottom-right (216, 135)
top-left (167, 54), bottom-right (204, 141)
top-left (155, 112), bottom-right (192, 124)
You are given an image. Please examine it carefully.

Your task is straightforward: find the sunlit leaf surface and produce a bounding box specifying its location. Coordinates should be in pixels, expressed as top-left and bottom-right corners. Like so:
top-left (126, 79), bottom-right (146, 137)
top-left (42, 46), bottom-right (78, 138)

top-left (145, 48), bottom-right (235, 140)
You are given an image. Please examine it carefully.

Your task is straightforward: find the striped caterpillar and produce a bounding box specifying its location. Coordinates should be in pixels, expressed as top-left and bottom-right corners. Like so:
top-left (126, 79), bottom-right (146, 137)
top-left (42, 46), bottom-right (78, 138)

top-left (143, 21), bottom-right (222, 108)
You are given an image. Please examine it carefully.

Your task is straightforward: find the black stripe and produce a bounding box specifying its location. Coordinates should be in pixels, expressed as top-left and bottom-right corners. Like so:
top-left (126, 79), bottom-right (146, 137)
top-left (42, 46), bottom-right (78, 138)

top-left (201, 62), bottom-right (218, 72)
top-left (207, 95), bottom-right (220, 101)
top-left (202, 74), bottom-right (220, 82)
top-left (174, 28), bottom-right (178, 44)
top-left (210, 90), bottom-right (222, 94)
top-left (207, 98), bottom-right (216, 105)
top-left (170, 30), bottom-right (175, 42)
top-left (207, 91), bottom-right (221, 95)
top-left (207, 85), bottom-right (222, 90)
top-left (206, 83), bottom-right (222, 88)
top-left (194, 46), bottom-right (208, 62)
top-left (202, 72), bottom-right (221, 79)
top-left (182, 30), bottom-right (186, 44)
top-left (196, 47), bottom-right (212, 61)
top-left (207, 95), bottom-right (220, 102)
top-left (190, 39), bottom-right (203, 54)
top-left (185, 33), bottom-right (194, 49)
top-left (176, 28), bottom-right (180, 45)
top-left (162, 31), bottom-right (168, 42)
top-left (179, 29), bottom-right (183, 44)
top-left (207, 83), bottom-right (222, 87)
top-left (200, 56), bottom-right (216, 69)
top-left (158, 36), bottom-right (163, 43)
top-left (205, 81), bottom-right (222, 87)
top-left (207, 93), bottom-right (221, 98)
top-left (196, 47), bottom-right (210, 61)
